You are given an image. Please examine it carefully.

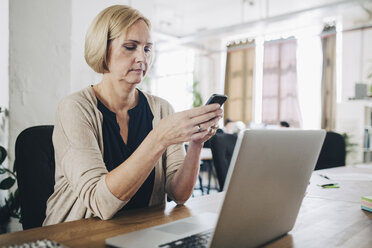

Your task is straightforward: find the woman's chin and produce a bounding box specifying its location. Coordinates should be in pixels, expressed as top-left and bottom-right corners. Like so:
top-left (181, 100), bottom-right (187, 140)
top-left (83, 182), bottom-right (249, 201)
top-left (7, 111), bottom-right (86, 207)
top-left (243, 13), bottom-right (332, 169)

top-left (126, 80), bottom-right (142, 85)
top-left (120, 76), bottom-right (143, 85)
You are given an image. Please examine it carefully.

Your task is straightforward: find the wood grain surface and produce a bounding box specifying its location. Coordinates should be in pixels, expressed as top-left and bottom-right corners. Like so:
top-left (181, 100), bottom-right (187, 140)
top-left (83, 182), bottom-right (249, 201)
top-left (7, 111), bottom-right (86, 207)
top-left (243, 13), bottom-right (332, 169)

top-left (0, 165), bottom-right (371, 248)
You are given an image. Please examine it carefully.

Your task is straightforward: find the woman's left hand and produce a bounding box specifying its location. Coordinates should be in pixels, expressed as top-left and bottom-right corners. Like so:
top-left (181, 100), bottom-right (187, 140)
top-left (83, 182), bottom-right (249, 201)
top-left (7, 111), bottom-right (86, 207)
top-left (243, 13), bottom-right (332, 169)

top-left (169, 110), bottom-right (222, 203)
top-left (189, 121), bottom-right (221, 146)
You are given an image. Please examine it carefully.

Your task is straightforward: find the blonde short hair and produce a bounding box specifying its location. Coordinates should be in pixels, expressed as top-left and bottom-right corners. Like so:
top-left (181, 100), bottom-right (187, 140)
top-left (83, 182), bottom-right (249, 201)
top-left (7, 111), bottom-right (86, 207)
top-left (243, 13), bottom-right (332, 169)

top-left (85, 5), bottom-right (151, 73)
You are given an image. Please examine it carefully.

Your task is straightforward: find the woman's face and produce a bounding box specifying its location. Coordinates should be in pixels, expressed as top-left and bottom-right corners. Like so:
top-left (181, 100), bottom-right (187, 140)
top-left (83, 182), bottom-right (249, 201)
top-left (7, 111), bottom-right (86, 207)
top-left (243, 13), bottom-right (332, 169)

top-left (106, 19), bottom-right (152, 85)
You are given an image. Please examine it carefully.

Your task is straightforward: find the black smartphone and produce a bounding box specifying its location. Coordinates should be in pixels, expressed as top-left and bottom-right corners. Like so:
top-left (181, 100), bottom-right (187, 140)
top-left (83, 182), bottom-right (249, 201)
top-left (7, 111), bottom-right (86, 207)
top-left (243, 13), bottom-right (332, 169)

top-left (205, 94), bottom-right (227, 106)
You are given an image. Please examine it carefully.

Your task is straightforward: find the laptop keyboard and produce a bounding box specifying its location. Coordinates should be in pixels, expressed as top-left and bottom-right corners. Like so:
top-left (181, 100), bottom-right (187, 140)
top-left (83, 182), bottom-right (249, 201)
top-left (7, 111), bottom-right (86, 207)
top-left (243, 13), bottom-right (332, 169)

top-left (3, 239), bottom-right (68, 248)
top-left (158, 229), bottom-right (213, 248)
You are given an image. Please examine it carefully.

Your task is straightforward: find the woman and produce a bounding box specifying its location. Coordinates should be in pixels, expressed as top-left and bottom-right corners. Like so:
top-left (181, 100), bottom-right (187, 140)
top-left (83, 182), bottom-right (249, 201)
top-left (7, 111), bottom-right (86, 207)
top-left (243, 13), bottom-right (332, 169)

top-left (43, 5), bottom-right (222, 225)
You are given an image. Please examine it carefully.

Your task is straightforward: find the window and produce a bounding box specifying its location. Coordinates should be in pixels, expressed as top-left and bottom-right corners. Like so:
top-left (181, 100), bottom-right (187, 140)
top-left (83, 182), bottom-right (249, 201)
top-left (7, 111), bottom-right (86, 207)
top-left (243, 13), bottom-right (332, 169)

top-left (149, 48), bottom-right (194, 112)
top-left (261, 38), bottom-right (302, 127)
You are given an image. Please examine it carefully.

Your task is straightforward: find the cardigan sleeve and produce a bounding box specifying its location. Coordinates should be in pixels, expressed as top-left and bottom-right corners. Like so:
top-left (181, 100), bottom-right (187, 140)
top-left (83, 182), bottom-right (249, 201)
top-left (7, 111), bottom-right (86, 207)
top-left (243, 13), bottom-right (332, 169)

top-left (54, 98), bottom-right (127, 220)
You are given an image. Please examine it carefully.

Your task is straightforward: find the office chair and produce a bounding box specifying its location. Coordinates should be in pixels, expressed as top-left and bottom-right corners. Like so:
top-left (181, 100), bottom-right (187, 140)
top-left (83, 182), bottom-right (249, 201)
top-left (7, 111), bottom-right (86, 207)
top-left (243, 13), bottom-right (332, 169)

top-left (198, 129), bottom-right (225, 194)
top-left (14, 125), bottom-right (55, 229)
top-left (210, 133), bottom-right (238, 191)
top-left (314, 131), bottom-right (346, 170)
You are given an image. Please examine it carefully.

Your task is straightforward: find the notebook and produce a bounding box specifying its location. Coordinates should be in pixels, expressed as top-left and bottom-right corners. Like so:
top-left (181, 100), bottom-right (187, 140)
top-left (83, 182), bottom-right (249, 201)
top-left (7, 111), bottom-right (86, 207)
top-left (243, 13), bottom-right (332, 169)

top-left (106, 129), bottom-right (326, 248)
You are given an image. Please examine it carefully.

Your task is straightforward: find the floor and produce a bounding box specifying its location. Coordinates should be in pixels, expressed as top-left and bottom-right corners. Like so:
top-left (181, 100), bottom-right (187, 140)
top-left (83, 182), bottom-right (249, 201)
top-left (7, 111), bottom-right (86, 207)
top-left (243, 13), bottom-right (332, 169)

top-left (192, 161), bottom-right (219, 197)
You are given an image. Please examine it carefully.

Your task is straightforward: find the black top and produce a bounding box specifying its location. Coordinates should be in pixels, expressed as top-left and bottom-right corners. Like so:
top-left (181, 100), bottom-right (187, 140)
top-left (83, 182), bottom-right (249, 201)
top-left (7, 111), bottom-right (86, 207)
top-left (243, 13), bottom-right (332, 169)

top-left (97, 89), bottom-right (155, 210)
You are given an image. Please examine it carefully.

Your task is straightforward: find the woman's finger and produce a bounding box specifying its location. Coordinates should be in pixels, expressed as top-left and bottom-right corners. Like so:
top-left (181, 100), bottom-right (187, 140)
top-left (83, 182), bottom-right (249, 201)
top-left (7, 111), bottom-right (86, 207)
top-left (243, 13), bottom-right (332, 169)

top-left (198, 116), bottom-right (221, 131)
top-left (190, 129), bottom-right (209, 140)
top-left (211, 124), bottom-right (219, 130)
top-left (190, 109), bottom-right (222, 126)
top-left (193, 124), bottom-right (203, 134)
top-left (185, 104), bottom-right (220, 119)
top-left (207, 126), bottom-right (217, 136)
top-left (190, 127), bottom-right (217, 143)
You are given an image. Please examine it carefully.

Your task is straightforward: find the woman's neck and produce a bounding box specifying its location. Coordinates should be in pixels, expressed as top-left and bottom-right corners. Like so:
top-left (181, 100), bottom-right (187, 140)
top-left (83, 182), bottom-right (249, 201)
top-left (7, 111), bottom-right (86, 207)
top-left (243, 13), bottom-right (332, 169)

top-left (93, 77), bottom-right (138, 114)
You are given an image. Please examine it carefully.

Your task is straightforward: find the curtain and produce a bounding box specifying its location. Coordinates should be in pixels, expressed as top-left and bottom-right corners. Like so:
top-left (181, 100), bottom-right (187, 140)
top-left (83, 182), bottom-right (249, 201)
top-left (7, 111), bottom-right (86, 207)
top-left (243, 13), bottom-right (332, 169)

top-left (320, 25), bottom-right (336, 131)
top-left (224, 41), bottom-right (255, 125)
top-left (262, 38), bottom-right (302, 127)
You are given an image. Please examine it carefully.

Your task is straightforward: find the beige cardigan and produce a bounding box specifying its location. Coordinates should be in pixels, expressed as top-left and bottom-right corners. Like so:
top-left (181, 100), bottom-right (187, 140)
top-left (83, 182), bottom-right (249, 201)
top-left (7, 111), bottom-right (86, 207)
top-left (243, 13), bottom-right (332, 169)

top-left (43, 87), bottom-right (185, 226)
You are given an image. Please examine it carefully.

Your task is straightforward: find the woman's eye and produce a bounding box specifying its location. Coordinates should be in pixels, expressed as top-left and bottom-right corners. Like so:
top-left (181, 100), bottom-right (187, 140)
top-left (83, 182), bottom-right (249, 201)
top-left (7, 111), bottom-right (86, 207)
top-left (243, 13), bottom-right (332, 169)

top-left (144, 47), bottom-right (151, 53)
top-left (124, 46), bottom-right (136, 51)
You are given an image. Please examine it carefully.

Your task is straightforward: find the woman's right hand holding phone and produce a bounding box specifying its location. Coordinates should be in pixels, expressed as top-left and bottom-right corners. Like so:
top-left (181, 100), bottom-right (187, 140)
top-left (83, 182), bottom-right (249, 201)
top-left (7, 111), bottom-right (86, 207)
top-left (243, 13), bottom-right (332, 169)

top-left (153, 104), bottom-right (223, 149)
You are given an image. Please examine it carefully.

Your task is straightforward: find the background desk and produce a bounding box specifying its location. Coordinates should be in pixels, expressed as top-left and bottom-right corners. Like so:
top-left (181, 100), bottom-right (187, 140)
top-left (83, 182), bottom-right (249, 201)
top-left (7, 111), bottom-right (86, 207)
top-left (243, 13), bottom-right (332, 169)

top-left (200, 147), bottom-right (212, 161)
top-left (0, 165), bottom-right (371, 248)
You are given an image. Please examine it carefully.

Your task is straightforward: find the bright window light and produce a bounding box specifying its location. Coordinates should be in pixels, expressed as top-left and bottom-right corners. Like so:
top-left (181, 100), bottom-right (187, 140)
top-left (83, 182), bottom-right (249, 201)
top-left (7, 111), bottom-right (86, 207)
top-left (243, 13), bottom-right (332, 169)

top-left (150, 48), bottom-right (194, 112)
top-left (336, 20), bottom-right (343, 103)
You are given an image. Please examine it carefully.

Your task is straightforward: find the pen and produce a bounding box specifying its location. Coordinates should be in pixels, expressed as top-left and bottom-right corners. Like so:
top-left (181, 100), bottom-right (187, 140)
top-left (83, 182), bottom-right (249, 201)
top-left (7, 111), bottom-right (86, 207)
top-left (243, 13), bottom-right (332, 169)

top-left (319, 174), bottom-right (330, 180)
top-left (317, 183), bottom-right (339, 188)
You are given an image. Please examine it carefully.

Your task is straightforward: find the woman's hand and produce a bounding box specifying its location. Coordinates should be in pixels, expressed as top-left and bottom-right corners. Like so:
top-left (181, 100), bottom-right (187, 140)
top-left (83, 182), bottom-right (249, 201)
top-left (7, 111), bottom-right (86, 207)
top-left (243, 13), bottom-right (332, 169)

top-left (153, 104), bottom-right (223, 148)
top-left (189, 123), bottom-right (220, 145)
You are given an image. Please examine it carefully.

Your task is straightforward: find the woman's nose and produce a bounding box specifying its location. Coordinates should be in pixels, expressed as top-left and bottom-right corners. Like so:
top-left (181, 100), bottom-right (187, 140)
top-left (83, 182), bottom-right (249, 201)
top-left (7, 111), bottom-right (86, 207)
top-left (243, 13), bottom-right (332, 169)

top-left (135, 48), bottom-right (146, 62)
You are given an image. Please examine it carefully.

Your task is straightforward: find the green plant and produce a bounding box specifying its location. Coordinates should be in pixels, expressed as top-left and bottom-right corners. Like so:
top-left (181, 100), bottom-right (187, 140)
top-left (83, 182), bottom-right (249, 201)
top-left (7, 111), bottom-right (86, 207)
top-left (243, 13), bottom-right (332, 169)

top-left (368, 63), bottom-right (372, 95)
top-left (368, 65), bottom-right (372, 81)
top-left (0, 107), bottom-right (8, 116)
top-left (192, 80), bottom-right (203, 108)
top-left (0, 145), bottom-right (20, 233)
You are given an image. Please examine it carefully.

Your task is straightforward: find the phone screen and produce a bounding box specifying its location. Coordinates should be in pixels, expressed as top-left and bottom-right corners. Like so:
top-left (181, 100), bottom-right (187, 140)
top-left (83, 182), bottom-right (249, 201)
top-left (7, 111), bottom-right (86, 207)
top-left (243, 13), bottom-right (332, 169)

top-left (205, 94), bottom-right (227, 106)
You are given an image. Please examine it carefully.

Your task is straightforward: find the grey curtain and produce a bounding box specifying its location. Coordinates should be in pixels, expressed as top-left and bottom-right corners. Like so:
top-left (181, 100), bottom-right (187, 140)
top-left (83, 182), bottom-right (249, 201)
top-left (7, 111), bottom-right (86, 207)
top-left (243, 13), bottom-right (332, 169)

top-left (320, 25), bottom-right (337, 131)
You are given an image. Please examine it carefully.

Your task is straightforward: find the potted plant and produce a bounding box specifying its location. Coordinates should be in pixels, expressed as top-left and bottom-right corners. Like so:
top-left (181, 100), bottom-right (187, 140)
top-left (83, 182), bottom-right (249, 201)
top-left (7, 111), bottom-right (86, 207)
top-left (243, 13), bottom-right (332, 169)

top-left (0, 145), bottom-right (20, 233)
top-left (192, 80), bottom-right (203, 108)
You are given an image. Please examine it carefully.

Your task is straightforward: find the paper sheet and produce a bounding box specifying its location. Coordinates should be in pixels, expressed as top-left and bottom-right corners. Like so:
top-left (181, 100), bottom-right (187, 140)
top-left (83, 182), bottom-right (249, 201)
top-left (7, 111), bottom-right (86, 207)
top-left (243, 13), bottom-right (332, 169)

top-left (324, 173), bottom-right (372, 181)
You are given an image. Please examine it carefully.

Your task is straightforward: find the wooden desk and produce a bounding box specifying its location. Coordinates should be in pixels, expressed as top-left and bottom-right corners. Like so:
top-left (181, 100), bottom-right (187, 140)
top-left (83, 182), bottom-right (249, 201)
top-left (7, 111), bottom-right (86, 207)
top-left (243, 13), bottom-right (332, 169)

top-left (1, 165), bottom-right (372, 248)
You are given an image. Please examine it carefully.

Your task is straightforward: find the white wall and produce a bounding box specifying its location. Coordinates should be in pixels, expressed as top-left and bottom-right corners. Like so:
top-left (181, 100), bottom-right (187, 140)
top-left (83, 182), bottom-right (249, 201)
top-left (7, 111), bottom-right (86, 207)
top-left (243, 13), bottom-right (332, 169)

top-left (7, 0), bottom-right (158, 162)
top-left (69, 0), bottom-right (156, 92)
top-left (5, 0), bottom-right (372, 165)
top-left (0, 0), bottom-right (9, 149)
top-left (69, 0), bottom-right (123, 92)
top-left (335, 5), bottom-right (372, 164)
top-left (194, 39), bottom-right (226, 103)
top-left (0, 0), bottom-right (9, 212)
top-left (336, 27), bottom-right (372, 164)
top-left (8, 0), bottom-right (71, 162)
top-left (0, 0), bottom-right (9, 109)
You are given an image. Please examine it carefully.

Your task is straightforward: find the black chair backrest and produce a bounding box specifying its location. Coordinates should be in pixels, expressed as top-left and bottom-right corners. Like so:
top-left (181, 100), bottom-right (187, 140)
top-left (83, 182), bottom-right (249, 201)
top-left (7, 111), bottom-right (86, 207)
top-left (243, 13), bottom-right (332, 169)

top-left (15, 125), bottom-right (55, 229)
top-left (314, 131), bottom-right (346, 170)
top-left (210, 133), bottom-right (238, 191)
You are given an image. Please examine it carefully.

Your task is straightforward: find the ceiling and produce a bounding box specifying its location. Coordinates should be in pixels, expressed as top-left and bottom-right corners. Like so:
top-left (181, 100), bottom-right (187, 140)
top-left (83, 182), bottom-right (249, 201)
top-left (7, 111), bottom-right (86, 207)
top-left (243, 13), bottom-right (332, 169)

top-left (132, 0), bottom-right (372, 44)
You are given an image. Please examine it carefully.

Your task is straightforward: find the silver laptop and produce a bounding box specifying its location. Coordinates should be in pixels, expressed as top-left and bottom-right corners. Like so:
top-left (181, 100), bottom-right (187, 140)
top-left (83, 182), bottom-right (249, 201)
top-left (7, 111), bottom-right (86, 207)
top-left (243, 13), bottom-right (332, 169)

top-left (106, 129), bottom-right (325, 248)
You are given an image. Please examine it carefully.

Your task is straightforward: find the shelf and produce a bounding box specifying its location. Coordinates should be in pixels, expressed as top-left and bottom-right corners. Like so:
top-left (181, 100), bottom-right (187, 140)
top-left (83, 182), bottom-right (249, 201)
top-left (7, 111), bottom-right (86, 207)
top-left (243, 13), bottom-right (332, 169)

top-left (349, 97), bottom-right (372, 101)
